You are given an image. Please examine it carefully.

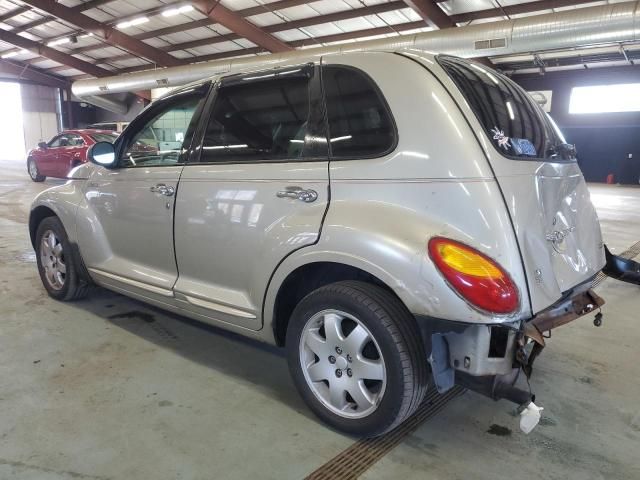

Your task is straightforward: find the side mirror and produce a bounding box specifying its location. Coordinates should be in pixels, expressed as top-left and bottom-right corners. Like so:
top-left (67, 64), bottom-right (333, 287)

top-left (88, 141), bottom-right (117, 168)
top-left (38, 142), bottom-right (47, 149)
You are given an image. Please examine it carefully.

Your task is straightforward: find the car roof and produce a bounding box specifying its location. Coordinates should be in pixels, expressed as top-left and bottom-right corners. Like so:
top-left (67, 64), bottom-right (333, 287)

top-left (157, 49), bottom-right (440, 102)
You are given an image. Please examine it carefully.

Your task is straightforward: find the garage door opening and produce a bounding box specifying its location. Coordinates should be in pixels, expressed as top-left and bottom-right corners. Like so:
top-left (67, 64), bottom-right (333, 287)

top-left (0, 82), bottom-right (26, 161)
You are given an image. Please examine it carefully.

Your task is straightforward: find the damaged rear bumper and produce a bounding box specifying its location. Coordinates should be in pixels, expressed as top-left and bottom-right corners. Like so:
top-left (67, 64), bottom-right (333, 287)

top-left (415, 281), bottom-right (606, 408)
top-left (414, 243), bottom-right (640, 431)
top-left (603, 244), bottom-right (640, 285)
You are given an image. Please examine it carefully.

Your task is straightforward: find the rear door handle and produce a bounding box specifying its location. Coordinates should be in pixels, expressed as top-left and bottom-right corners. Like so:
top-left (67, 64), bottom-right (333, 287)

top-left (150, 183), bottom-right (175, 196)
top-left (276, 187), bottom-right (318, 203)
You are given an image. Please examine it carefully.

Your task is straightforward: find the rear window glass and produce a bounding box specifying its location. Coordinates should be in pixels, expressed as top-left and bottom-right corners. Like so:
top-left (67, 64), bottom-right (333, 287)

top-left (438, 56), bottom-right (574, 161)
top-left (323, 66), bottom-right (396, 159)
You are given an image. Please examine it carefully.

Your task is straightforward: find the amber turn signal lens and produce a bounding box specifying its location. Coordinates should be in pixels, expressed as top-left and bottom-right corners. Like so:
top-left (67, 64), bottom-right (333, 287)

top-left (428, 237), bottom-right (519, 314)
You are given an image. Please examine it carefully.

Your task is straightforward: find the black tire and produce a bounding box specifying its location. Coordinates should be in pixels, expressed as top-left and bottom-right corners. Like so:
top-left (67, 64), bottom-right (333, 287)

top-left (286, 281), bottom-right (429, 437)
top-left (27, 158), bottom-right (45, 182)
top-left (35, 216), bottom-right (89, 301)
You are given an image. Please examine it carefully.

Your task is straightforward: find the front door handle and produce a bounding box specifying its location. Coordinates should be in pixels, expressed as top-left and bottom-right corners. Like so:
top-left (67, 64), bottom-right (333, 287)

top-left (276, 187), bottom-right (318, 203)
top-left (150, 183), bottom-right (175, 196)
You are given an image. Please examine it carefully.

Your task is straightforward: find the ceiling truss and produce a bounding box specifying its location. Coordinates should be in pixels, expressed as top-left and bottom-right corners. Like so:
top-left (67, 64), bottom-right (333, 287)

top-left (0, 0), bottom-right (632, 84)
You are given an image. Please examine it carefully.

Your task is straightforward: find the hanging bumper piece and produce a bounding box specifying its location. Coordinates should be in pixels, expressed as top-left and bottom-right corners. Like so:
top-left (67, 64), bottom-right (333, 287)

top-left (603, 244), bottom-right (640, 286)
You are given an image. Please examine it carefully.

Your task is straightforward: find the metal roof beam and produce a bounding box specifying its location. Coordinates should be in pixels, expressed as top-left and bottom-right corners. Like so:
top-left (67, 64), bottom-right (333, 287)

top-left (403, 0), bottom-right (455, 29)
top-left (0, 6), bottom-right (30, 23)
top-left (134, 0), bottom-right (318, 40)
top-left (0, 59), bottom-right (69, 88)
top-left (450, 0), bottom-right (596, 23)
top-left (86, 0), bottom-right (408, 64)
top-left (20, 0), bottom-right (184, 67)
top-left (192, 0), bottom-right (292, 53)
top-left (39, 0), bottom-right (331, 60)
top-left (3, 0), bottom-right (118, 35)
top-left (113, 21), bottom-right (430, 74)
top-left (0, 28), bottom-right (111, 78)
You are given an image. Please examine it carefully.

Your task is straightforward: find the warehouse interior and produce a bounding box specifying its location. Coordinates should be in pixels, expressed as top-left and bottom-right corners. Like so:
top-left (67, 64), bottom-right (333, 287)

top-left (0, 1), bottom-right (639, 479)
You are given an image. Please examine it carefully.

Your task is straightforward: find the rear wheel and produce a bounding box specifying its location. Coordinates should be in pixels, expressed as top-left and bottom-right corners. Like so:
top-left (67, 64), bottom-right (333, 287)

top-left (35, 217), bottom-right (88, 301)
top-left (286, 281), bottom-right (429, 437)
top-left (27, 158), bottom-right (45, 182)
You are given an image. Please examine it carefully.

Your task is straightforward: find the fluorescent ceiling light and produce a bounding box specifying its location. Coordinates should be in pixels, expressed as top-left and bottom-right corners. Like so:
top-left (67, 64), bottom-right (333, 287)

top-left (1, 51), bottom-right (18, 59)
top-left (47, 37), bottom-right (71, 47)
top-left (162, 5), bottom-right (194, 17)
top-left (117, 17), bottom-right (149, 29)
top-left (80, 33), bottom-right (94, 38)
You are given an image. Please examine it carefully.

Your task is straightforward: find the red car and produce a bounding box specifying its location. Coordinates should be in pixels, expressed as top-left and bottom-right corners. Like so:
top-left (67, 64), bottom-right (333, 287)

top-left (27, 129), bottom-right (118, 182)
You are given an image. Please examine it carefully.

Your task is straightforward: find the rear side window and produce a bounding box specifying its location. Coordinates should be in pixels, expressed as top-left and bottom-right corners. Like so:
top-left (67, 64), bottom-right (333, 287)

top-left (322, 66), bottom-right (396, 159)
top-left (201, 72), bottom-right (311, 163)
top-left (438, 56), bottom-right (573, 161)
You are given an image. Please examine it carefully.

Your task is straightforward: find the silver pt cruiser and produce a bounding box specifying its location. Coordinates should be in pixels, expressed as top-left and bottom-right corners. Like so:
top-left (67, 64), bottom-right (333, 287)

top-left (30, 51), bottom-right (637, 437)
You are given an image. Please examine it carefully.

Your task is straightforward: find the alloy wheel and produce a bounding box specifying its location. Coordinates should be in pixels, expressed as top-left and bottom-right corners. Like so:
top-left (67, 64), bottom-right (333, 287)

top-left (40, 230), bottom-right (66, 290)
top-left (28, 160), bottom-right (38, 180)
top-left (299, 309), bottom-right (387, 419)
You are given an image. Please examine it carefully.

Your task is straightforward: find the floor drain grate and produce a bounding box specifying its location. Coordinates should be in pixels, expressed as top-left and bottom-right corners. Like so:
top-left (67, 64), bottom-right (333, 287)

top-left (592, 240), bottom-right (640, 288)
top-left (305, 386), bottom-right (465, 480)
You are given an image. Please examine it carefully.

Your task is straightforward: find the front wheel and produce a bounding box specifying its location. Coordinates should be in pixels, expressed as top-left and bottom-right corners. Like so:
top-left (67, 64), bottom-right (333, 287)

top-left (27, 158), bottom-right (45, 182)
top-left (35, 217), bottom-right (89, 301)
top-left (286, 281), bottom-right (429, 437)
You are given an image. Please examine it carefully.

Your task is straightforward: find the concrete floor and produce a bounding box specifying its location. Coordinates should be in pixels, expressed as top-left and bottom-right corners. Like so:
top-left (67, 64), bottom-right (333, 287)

top-left (0, 159), bottom-right (639, 480)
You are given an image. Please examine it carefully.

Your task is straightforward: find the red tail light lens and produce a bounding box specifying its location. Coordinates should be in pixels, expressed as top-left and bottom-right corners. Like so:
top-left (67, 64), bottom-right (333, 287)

top-left (428, 237), bottom-right (519, 314)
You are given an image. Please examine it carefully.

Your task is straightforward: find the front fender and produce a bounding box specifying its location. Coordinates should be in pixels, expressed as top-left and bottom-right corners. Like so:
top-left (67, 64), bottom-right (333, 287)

top-left (29, 180), bottom-right (86, 246)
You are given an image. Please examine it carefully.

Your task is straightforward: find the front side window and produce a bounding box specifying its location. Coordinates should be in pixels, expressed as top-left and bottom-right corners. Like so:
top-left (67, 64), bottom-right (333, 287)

top-left (67, 134), bottom-right (84, 146)
top-left (200, 72), bottom-right (311, 163)
top-left (48, 135), bottom-right (64, 148)
top-left (438, 55), bottom-right (574, 161)
top-left (322, 65), bottom-right (396, 159)
top-left (120, 93), bottom-right (204, 168)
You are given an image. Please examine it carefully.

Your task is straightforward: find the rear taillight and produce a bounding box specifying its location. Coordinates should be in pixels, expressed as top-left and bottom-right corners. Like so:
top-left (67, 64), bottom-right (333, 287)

top-left (428, 237), bottom-right (519, 314)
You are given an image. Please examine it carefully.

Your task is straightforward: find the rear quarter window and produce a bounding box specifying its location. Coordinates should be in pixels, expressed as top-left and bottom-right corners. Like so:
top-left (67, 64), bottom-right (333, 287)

top-left (322, 65), bottom-right (396, 159)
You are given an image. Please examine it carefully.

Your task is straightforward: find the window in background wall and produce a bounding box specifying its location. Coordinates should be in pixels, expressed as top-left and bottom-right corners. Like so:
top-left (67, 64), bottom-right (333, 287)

top-left (0, 82), bottom-right (26, 161)
top-left (569, 83), bottom-right (640, 114)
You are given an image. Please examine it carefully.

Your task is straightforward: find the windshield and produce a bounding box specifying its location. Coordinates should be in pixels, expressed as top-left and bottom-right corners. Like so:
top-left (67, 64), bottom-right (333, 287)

top-left (89, 133), bottom-right (119, 143)
top-left (437, 55), bottom-right (575, 162)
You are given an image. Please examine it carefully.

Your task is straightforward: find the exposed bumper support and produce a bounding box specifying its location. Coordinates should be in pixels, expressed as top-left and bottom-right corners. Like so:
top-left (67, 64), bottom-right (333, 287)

top-left (603, 244), bottom-right (640, 286)
top-left (417, 282), bottom-right (606, 408)
top-left (527, 287), bottom-right (605, 343)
